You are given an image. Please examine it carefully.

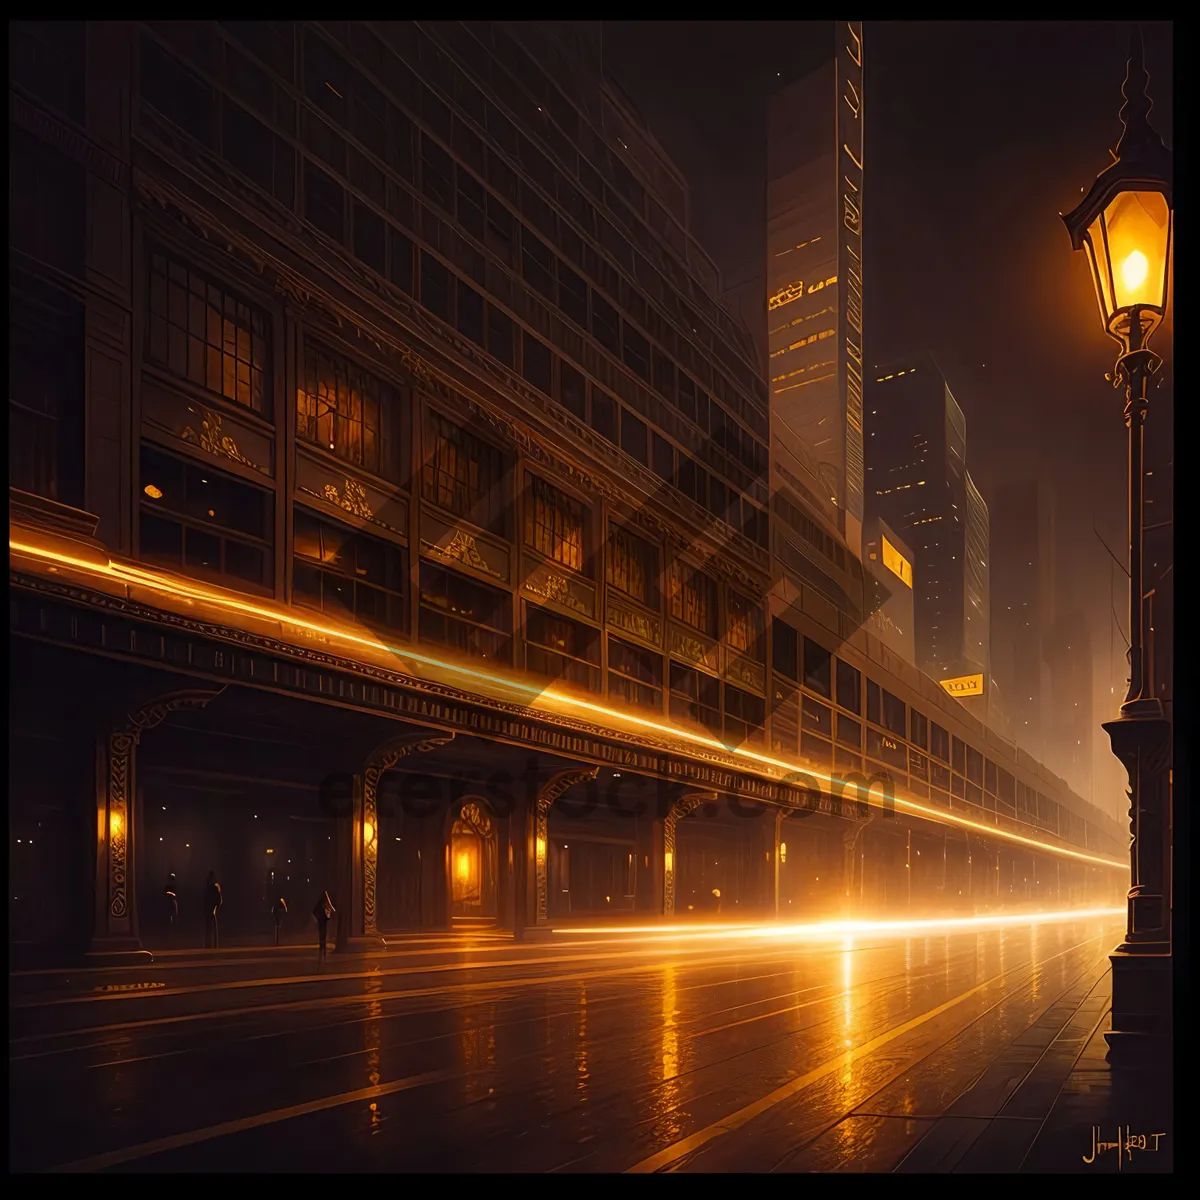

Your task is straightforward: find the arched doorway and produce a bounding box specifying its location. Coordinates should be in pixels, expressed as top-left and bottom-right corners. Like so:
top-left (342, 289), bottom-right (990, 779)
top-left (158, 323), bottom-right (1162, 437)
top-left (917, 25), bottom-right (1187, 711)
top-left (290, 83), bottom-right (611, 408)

top-left (450, 800), bottom-right (497, 922)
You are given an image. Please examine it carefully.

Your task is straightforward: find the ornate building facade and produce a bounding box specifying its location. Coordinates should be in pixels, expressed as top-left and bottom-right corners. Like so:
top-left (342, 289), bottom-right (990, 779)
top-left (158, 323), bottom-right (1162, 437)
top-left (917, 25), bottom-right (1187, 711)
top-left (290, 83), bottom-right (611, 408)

top-left (9, 22), bottom-right (1122, 959)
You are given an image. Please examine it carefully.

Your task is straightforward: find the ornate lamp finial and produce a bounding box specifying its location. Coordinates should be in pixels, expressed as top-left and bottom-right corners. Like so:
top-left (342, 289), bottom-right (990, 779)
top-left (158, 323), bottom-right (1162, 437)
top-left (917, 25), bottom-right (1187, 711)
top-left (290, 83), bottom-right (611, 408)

top-left (1115, 26), bottom-right (1165, 163)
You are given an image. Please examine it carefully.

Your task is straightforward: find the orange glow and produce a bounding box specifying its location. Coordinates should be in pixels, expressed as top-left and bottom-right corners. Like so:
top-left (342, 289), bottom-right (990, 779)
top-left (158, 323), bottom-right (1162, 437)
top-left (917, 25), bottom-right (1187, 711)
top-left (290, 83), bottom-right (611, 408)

top-left (550, 908), bottom-right (1124, 940)
top-left (456, 852), bottom-right (470, 882)
top-left (363, 821), bottom-right (376, 846)
top-left (108, 810), bottom-right (123, 838)
top-left (143, 484), bottom-right (163, 500)
top-left (10, 537), bottom-right (1125, 872)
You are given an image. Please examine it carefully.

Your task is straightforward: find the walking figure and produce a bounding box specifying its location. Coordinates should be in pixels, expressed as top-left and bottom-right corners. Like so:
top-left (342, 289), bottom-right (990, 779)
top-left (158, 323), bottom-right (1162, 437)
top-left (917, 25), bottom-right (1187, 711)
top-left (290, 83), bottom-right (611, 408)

top-left (313, 891), bottom-right (335, 962)
top-left (204, 870), bottom-right (222, 949)
top-left (271, 896), bottom-right (288, 947)
top-left (164, 873), bottom-right (179, 940)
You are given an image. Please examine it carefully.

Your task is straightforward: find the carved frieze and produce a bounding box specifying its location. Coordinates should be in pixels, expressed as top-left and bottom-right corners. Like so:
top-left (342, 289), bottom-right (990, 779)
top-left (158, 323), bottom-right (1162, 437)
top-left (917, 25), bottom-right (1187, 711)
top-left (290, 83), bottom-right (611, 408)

top-left (667, 624), bottom-right (719, 674)
top-left (724, 653), bottom-right (766, 695)
top-left (522, 556), bottom-right (594, 619)
top-left (294, 449), bottom-right (408, 540)
top-left (606, 593), bottom-right (663, 648)
top-left (420, 511), bottom-right (509, 582)
top-left (143, 380), bottom-right (272, 479)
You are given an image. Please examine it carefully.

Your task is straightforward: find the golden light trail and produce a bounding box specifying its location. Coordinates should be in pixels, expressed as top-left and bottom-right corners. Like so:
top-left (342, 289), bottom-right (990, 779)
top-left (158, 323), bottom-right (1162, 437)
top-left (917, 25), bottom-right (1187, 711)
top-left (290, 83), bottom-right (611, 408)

top-left (10, 538), bottom-right (1125, 871)
top-left (550, 907), bottom-right (1124, 940)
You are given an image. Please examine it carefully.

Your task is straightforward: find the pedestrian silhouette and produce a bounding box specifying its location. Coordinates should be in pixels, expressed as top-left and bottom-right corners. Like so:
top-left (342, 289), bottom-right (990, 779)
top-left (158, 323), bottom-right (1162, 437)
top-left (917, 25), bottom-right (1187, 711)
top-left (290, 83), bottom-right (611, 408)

top-left (204, 870), bottom-right (222, 949)
top-left (313, 891), bottom-right (335, 962)
top-left (271, 896), bottom-right (288, 947)
top-left (164, 873), bottom-right (179, 940)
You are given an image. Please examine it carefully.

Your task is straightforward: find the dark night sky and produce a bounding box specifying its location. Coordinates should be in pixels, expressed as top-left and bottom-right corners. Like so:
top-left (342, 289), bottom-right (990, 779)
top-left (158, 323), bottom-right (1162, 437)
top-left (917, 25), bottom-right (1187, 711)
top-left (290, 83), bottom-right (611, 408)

top-left (604, 20), bottom-right (1173, 758)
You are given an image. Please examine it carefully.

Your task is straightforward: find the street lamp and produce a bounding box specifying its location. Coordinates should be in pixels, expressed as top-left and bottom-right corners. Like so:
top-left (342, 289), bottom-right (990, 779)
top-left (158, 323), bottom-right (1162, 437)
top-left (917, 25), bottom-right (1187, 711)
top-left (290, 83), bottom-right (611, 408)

top-left (1061, 28), bottom-right (1172, 1071)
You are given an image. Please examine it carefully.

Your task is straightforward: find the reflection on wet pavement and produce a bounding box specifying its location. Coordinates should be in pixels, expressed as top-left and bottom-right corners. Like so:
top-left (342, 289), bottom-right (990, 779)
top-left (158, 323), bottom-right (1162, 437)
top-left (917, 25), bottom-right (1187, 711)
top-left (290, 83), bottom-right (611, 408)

top-left (7, 917), bottom-right (1141, 1173)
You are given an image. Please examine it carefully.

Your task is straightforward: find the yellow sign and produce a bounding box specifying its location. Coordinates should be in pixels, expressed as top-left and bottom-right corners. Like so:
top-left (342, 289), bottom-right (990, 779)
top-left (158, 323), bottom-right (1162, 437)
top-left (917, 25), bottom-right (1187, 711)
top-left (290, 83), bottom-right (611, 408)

top-left (941, 673), bottom-right (984, 697)
top-left (881, 536), bottom-right (912, 588)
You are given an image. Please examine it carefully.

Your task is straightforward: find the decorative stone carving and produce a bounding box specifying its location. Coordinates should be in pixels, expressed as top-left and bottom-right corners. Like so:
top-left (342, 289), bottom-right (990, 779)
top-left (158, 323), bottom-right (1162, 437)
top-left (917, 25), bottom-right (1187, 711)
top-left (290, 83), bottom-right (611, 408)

top-left (322, 478), bottom-right (373, 521)
top-left (360, 733), bottom-right (455, 934)
top-left (535, 767), bottom-right (599, 923)
top-left (663, 791), bottom-right (716, 917)
top-left (180, 407), bottom-right (258, 470)
top-left (105, 688), bottom-right (226, 927)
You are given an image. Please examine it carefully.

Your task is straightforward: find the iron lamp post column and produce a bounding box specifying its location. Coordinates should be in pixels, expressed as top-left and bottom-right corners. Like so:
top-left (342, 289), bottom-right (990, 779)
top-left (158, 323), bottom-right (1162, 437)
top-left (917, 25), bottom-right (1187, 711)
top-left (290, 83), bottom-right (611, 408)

top-left (1061, 28), bottom-right (1173, 1070)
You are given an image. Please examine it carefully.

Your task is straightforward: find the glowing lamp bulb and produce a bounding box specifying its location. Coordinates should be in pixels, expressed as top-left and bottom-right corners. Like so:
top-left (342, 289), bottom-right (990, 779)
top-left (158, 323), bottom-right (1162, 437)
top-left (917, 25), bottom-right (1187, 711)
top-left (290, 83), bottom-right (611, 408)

top-left (1121, 249), bottom-right (1149, 292)
top-left (363, 821), bottom-right (376, 846)
top-left (456, 852), bottom-right (470, 881)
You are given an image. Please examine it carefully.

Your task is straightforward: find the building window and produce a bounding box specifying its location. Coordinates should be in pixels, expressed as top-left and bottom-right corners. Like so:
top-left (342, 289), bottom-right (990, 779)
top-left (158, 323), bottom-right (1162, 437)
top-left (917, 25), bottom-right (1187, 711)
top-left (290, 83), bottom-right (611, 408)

top-left (457, 279), bottom-right (485, 346)
top-left (139, 443), bottom-right (273, 590)
top-left (558, 261), bottom-right (588, 328)
top-left (9, 277), bottom-right (84, 506)
top-left (390, 228), bottom-right (414, 294)
top-left (608, 636), bottom-right (663, 710)
top-left (801, 694), bottom-right (833, 739)
top-left (725, 685), bottom-right (765, 745)
top-left (803, 638), bottom-right (832, 698)
top-left (487, 305), bottom-right (515, 367)
top-left (420, 251), bottom-right (451, 323)
top-left (836, 659), bottom-right (861, 713)
top-left (304, 159), bottom-right (344, 243)
top-left (293, 508), bottom-right (404, 632)
top-left (298, 342), bottom-right (399, 482)
top-left (773, 619), bottom-right (799, 681)
top-left (882, 689), bottom-right (906, 737)
top-left (591, 291), bottom-right (619, 354)
top-left (147, 251), bottom-right (271, 416)
top-left (836, 712), bottom-right (861, 749)
top-left (771, 689), bottom-right (800, 755)
top-left (966, 746), bottom-right (984, 786)
top-left (669, 662), bottom-right (721, 734)
top-left (668, 561), bottom-right (717, 637)
top-left (421, 410), bottom-right (507, 534)
top-left (910, 709), bottom-right (928, 749)
top-left (352, 200), bottom-right (386, 276)
top-left (984, 759), bottom-right (998, 795)
top-left (866, 679), bottom-right (881, 725)
top-left (677, 372), bottom-right (698, 424)
top-left (621, 409), bottom-right (648, 465)
top-left (592, 390), bottom-right (617, 443)
top-left (607, 523), bottom-right (658, 608)
top-left (419, 133), bottom-right (453, 213)
top-left (952, 736), bottom-right (967, 775)
top-left (652, 348), bottom-right (675, 402)
top-left (930, 722), bottom-right (950, 763)
top-left (525, 604), bottom-right (600, 692)
top-left (522, 229), bottom-right (555, 301)
top-left (652, 433), bottom-right (674, 483)
top-left (559, 362), bottom-right (586, 420)
top-left (622, 323), bottom-right (650, 382)
top-left (728, 593), bottom-right (764, 663)
top-left (525, 474), bottom-right (586, 572)
top-left (418, 562), bottom-right (512, 663)
top-left (522, 332), bottom-right (552, 395)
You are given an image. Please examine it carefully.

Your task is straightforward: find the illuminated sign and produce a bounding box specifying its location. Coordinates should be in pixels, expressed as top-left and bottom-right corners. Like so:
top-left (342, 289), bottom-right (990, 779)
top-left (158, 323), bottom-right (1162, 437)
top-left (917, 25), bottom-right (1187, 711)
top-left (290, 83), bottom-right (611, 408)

top-left (881, 536), bottom-right (912, 588)
top-left (940, 673), bottom-right (985, 698)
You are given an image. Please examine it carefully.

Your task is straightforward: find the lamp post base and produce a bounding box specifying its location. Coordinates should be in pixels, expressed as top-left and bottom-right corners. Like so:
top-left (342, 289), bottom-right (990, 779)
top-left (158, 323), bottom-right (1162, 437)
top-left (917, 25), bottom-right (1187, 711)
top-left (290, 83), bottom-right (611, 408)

top-left (1105, 946), bottom-right (1172, 1070)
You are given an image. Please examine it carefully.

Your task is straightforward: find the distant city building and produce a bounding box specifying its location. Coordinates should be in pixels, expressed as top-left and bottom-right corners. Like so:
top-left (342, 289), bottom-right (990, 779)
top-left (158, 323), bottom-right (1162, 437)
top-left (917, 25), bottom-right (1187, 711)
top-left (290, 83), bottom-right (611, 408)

top-left (765, 21), bottom-right (865, 555)
top-left (863, 517), bottom-right (915, 665)
top-left (990, 480), bottom-right (1055, 762)
top-left (864, 354), bottom-right (987, 687)
top-left (1045, 613), bottom-right (1094, 801)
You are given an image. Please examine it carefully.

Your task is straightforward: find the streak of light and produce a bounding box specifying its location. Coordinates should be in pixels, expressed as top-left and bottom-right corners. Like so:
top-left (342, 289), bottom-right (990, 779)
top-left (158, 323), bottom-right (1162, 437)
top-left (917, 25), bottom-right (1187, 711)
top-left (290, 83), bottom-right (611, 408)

top-left (551, 907), bottom-right (1124, 940)
top-left (11, 539), bottom-right (1124, 869)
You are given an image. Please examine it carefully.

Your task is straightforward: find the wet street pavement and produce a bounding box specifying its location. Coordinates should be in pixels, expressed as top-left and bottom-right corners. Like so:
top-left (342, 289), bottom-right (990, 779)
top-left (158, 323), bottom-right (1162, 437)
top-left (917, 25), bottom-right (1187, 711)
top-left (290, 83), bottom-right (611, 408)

top-left (8, 914), bottom-right (1172, 1172)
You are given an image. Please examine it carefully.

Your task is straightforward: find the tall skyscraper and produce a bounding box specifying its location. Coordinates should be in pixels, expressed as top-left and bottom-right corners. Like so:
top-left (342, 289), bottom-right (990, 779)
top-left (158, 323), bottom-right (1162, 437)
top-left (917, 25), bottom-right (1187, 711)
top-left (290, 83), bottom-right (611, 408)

top-left (865, 354), bottom-right (987, 685)
top-left (990, 480), bottom-right (1055, 762)
top-left (765, 21), bottom-right (864, 555)
top-left (863, 516), bottom-right (915, 665)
